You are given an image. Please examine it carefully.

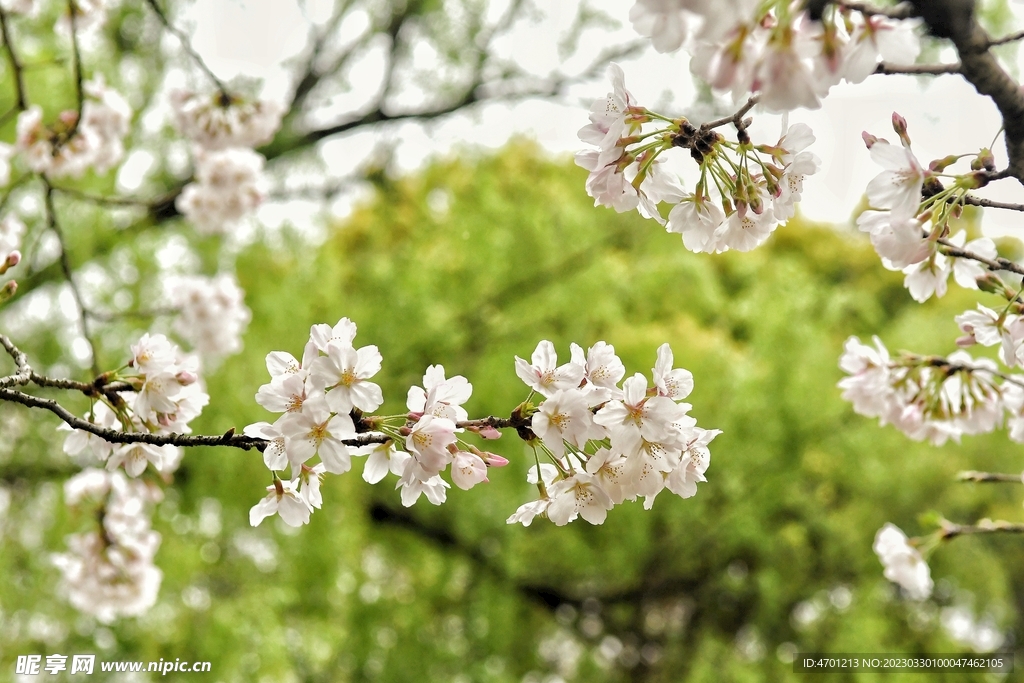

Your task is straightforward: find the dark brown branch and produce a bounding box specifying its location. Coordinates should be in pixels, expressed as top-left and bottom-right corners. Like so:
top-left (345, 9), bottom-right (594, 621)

top-left (840, 1), bottom-right (916, 20)
top-left (941, 518), bottom-right (1024, 539)
top-left (699, 96), bottom-right (759, 132)
top-left (873, 62), bottom-right (960, 75)
top-left (937, 237), bottom-right (1024, 278)
top-left (988, 29), bottom-right (1024, 48)
top-left (0, 7), bottom-right (26, 113)
top-left (63, 0), bottom-right (84, 142)
top-left (43, 180), bottom-right (101, 377)
top-left (144, 0), bottom-right (230, 97)
top-left (957, 470), bottom-right (1024, 483)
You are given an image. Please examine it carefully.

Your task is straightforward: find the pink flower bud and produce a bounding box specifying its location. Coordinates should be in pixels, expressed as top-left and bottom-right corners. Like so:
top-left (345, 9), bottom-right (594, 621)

top-left (861, 131), bottom-right (878, 149)
top-left (955, 334), bottom-right (976, 348)
top-left (478, 425), bottom-right (501, 440)
top-left (175, 369), bottom-right (198, 385)
top-left (891, 112), bottom-right (911, 147)
top-left (470, 445), bottom-right (509, 467)
top-left (0, 279), bottom-right (16, 303)
top-left (6, 250), bottom-right (19, 267)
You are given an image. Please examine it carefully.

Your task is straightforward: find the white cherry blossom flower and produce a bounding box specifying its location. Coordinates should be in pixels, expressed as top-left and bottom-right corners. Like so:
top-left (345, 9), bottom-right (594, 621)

top-left (265, 340), bottom-right (319, 381)
top-left (515, 340), bottom-right (586, 397)
top-left (255, 373), bottom-right (309, 415)
top-left (653, 343), bottom-right (694, 400)
top-left (547, 472), bottom-right (615, 525)
top-left (355, 440), bottom-right (411, 484)
top-left (277, 394), bottom-right (356, 474)
top-left (873, 523), bottom-right (932, 600)
top-left (404, 414), bottom-right (458, 481)
top-left (249, 479), bottom-right (312, 527)
top-left (866, 139), bottom-right (924, 221)
top-left (310, 317), bottom-right (358, 353)
top-left (667, 196), bottom-right (727, 253)
top-left (310, 340), bottom-right (384, 414)
top-left (506, 498), bottom-right (551, 526)
top-left (167, 273), bottom-right (251, 359)
top-left (451, 450), bottom-right (488, 490)
top-left (243, 421), bottom-right (288, 471)
top-left (407, 364), bottom-right (472, 421)
top-left (532, 389), bottom-right (600, 457)
top-left (843, 17), bottom-right (921, 84)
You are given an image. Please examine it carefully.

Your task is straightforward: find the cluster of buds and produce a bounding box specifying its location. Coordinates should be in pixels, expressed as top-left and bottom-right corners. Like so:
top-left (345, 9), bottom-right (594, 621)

top-left (577, 64), bottom-right (820, 254)
top-left (857, 114), bottom-right (998, 302)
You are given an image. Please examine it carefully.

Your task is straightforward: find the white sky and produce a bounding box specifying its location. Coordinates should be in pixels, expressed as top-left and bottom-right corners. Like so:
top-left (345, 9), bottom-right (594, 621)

top-left (188, 0), bottom-right (1024, 236)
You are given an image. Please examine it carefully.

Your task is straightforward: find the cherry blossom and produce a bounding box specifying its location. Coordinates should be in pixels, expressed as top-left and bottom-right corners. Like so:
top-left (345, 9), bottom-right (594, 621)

top-left (873, 523), bottom-right (933, 600)
top-left (249, 479), bottom-right (312, 527)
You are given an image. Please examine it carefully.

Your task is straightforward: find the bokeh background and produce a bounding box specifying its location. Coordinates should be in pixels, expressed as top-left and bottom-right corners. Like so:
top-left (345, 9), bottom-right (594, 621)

top-left (0, 1), bottom-right (1023, 682)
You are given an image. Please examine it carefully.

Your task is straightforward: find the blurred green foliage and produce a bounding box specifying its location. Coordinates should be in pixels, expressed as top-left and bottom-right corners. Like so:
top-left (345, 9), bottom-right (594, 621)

top-left (1, 142), bottom-right (1023, 682)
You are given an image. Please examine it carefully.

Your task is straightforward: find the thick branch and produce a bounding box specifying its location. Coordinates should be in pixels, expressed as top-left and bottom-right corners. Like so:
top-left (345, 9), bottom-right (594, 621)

top-left (910, 0), bottom-right (1024, 183)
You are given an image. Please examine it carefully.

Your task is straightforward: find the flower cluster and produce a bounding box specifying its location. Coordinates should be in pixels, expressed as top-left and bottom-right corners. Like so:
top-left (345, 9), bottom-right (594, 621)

top-left (838, 336), bottom-right (1022, 446)
top-left (170, 90), bottom-right (283, 151)
top-left (873, 523), bottom-right (932, 600)
top-left (577, 64), bottom-right (819, 254)
top-left (60, 333), bottom-right (208, 477)
top-left (15, 77), bottom-right (131, 178)
top-left (246, 317), bottom-right (514, 525)
top-left (171, 90), bottom-right (282, 234)
top-left (175, 147), bottom-right (266, 234)
top-left (52, 469), bottom-right (163, 622)
top-left (508, 341), bottom-right (719, 526)
top-left (857, 115), bottom-right (995, 302)
top-left (630, 0), bottom-right (920, 112)
top-left (245, 318), bottom-right (716, 528)
top-left (166, 273), bottom-right (252, 359)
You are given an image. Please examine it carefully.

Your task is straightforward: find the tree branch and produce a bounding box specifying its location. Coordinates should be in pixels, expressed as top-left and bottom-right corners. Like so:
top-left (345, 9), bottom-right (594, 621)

top-left (910, 0), bottom-right (1024, 183)
top-left (957, 470), bottom-right (1024, 483)
top-left (941, 518), bottom-right (1024, 539)
top-left (873, 62), bottom-right (960, 75)
top-left (144, 0), bottom-right (230, 97)
top-left (699, 96), bottom-right (759, 132)
top-left (961, 194), bottom-right (1024, 212)
top-left (43, 179), bottom-right (102, 377)
top-left (0, 6), bottom-right (26, 116)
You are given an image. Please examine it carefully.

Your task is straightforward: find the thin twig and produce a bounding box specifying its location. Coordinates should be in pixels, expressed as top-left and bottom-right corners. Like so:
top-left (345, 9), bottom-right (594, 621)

top-left (874, 62), bottom-right (960, 75)
top-left (937, 237), bottom-right (1024, 278)
top-left (988, 29), bottom-right (1024, 48)
top-left (143, 0), bottom-right (230, 98)
top-left (957, 470), bottom-right (1024, 483)
top-left (42, 179), bottom-right (102, 377)
top-left (50, 184), bottom-right (169, 208)
top-left (61, 0), bottom-right (85, 143)
top-left (961, 194), bottom-right (1024, 212)
top-left (940, 518), bottom-right (1024, 539)
top-left (0, 6), bottom-right (26, 113)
